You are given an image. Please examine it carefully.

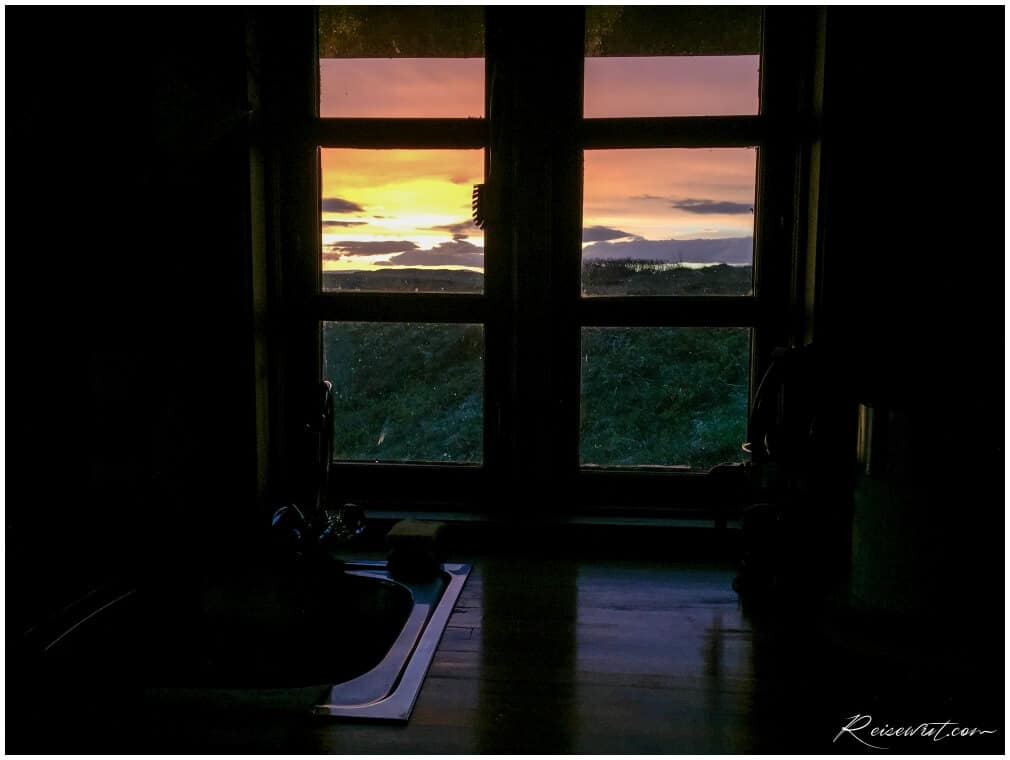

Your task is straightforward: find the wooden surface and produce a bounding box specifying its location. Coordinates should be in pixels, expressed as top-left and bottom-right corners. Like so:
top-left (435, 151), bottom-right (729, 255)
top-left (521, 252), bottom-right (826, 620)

top-left (15, 556), bottom-right (1001, 754)
top-left (293, 558), bottom-right (1001, 754)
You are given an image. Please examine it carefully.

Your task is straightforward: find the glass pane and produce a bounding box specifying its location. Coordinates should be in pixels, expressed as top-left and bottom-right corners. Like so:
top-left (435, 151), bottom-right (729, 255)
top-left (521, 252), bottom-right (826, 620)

top-left (321, 149), bottom-right (484, 293)
top-left (580, 327), bottom-right (750, 469)
top-left (319, 6), bottom-right (484, 118)
top-left (323, 322), bottom-right (484, 463)
top-left (585, 56), bottom-right (760, 118)
top-left (582, 148), bottom-right (755, 296)
top-left (320, 59), bottom-right (484, 118)
top-left (585, 6), bottom-right (761, 117)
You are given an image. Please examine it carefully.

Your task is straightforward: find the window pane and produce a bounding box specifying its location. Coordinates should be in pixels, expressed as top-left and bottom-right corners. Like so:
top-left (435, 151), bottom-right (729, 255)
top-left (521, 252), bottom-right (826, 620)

top-left (319, 6), bottom-right (484, 118)
top-left (580, 327), bottom-right (750, 469)
top-left (323, 322), bottom-right (484, 464)
top-left (582, 148), bottom-right (755, 297)
top-left (585, 6), bottom-right (761, 117)
top-left (320, 59), bottom-right (484, 118)
top-left (321, 149), bottom-right (484, 293)
top-left (585, 57), bottom-right (760, 118)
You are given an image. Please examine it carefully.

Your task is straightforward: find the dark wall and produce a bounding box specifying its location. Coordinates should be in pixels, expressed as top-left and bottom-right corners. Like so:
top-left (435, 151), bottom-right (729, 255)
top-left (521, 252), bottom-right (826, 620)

top-left (821, 9), bottom-right (1003, 392)
top-left (818, 9), bottom-right (1003, 615)
top-left (8, 8), bottom-right (261, 624)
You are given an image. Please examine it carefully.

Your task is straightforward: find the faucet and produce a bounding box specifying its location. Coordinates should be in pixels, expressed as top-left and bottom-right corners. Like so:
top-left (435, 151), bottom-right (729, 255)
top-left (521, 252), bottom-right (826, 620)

top-left (318, 502), bottom-right (366, 548)
top-left (269, 380), bottom-right (366, 560)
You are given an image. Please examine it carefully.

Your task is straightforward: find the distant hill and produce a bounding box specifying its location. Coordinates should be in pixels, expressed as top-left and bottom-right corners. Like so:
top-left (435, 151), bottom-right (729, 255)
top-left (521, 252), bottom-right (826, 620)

top-left (323, 268), bottom-right (484, 293)
top-left (324, 261), bottom-right (752, 297)
top-left (583, 236), bottom-right (752, 265)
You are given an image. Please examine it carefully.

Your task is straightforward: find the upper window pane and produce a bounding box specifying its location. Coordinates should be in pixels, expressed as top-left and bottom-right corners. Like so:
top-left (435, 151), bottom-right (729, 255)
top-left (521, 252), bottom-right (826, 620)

top-left (321, 148), bottom-right (484, 293)
top-left (584, 7), bottom-right (761, 117)
top-left (319, 6), bottom-right (484, 118)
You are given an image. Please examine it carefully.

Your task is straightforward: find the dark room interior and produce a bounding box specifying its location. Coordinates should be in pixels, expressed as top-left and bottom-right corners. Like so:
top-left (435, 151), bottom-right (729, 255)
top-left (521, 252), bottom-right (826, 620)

top-left (6, 5), bottom-right (1004, 754)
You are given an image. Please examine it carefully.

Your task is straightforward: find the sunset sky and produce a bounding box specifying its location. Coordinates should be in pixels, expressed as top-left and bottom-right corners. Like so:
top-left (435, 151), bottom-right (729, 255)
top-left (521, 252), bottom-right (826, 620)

top-left (319, 56), bottom-right (759, 274)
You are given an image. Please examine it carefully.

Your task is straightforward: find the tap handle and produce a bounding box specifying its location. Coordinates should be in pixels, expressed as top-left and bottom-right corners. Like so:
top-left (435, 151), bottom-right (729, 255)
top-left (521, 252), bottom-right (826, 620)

top-left (270, 503), bottom-right (308, 558)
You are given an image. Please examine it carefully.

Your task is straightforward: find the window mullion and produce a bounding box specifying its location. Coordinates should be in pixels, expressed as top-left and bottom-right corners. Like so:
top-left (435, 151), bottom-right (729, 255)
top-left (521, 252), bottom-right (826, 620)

top-left (582, 115), bottom-right (765, 149)
top-left (578, 296), bottom-right (761, 328)
top-left (483, 7), bottom-right (585, 507)
top-left (753, 8), bottom-right (823, 379)
top-left (312, 292), bottom-right (486, 324)
top-left (312, 118), bottom-right (486, 149)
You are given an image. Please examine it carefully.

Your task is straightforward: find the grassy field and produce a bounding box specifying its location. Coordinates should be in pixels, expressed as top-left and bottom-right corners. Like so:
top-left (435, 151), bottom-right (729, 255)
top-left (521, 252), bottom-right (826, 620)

top-left (582, 260), bottom-right (752, 296)
top-left (323, 322), bottom-right (484, 463)
top-left (322, 262), bottom-right (751, 469)
top-left (580, 326), bottom-right (749, 467)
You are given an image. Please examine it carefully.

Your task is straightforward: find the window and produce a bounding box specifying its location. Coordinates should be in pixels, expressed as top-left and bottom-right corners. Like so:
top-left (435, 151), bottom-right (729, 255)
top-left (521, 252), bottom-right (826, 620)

top-left (312, 7), bottom-right (490, 473)
top-left (271, 8), bottom-right (821, 513)
top-left (578, 8), bottom-right (760, 474)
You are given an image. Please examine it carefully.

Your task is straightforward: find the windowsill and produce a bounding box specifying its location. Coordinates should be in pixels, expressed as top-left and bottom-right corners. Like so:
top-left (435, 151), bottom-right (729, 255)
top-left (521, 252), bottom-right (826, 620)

top-left (365, 508), bottom-right (742, 531)
top-left (359, 509), bottom-right (743, 562)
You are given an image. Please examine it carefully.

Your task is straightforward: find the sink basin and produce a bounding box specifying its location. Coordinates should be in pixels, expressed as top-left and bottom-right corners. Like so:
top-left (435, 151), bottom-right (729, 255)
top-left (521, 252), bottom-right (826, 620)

top-left (312, 561), bottom-right (469, 720)
top-left (29, 559), bottom-right (470, 724)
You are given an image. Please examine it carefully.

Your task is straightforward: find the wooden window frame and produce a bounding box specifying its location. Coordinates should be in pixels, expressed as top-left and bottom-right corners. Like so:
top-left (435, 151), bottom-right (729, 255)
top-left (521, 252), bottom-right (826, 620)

top-left (266, 8), bottom-right (823, 518)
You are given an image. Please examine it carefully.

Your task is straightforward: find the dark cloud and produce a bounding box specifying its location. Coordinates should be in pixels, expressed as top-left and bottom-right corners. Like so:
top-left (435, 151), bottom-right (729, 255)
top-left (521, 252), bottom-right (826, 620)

top-left (583, 225), bottom-right (635, 242)
top-left (327, 240), bottom-right (419, 256)
top-left (322, 220), bottom-right (366, 228)
top-left (428, 219), bottom-right (481, 238)
top-left (670, 198), bottom-right (753, 215)
top-left (583, 237), bottom-right (753, 265)
top-left (631, 195), bottom-right (753, 215)
top-left (377, 239), bottom-right (484, 268)
top-left (321, 197), bottom-right (365, 213)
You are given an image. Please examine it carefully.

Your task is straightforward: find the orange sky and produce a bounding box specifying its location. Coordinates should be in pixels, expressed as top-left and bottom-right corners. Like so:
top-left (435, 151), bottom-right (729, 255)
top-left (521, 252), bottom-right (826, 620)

top-left (320, 57), bottom-right (759, 273)
top-left (321, 148), bottom-right (484, 271)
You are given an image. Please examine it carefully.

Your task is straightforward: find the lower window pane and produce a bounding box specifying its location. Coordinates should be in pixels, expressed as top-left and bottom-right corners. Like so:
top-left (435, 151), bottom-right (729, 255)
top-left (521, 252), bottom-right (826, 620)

top-left (323, 322), bottom-right (484, 463)
top-left (580, 327), bottom-right (750, 469)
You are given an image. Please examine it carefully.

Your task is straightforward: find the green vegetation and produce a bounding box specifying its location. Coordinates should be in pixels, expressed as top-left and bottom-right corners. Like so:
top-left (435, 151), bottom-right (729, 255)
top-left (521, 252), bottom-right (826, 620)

top-left (323, 262), bottom-right (751, 469)
top-left (582, 260), bottom-right (752, 296)
top-left (580, 326), bottom-right (749, 468)
top-left (323, 322), bottom-right (484, 463)
top-left (323, 269), bottom-right (483, 293)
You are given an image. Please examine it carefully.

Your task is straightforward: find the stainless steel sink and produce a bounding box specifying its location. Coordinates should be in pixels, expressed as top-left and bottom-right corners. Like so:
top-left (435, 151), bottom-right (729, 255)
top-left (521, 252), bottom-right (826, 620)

top-left (29, 559), bottom-right (471, 724)
top-left (312, 560), bottom-right (471, 721)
